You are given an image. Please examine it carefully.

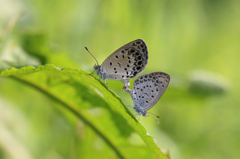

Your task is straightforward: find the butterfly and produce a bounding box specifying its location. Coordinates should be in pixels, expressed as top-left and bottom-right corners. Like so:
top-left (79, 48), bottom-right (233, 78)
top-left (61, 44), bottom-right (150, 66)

top-left (85, 39), bottom-right (148, 87)
top-left (123, 72), bottom-right (170, 122)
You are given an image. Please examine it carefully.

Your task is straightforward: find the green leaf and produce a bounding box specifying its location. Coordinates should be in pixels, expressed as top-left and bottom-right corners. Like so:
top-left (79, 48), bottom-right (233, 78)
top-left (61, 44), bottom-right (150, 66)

top-left (0, 64), bottom-right (167, 159)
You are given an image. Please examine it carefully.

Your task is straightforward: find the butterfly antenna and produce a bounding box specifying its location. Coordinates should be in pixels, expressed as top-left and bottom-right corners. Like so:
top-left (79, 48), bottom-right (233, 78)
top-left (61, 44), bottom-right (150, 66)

top-left (148, 113), bottom-right (159, 124)
top-left (85, 46), bottom-right (99, 66)
top-left (147, 112), bottom-right (160, 118)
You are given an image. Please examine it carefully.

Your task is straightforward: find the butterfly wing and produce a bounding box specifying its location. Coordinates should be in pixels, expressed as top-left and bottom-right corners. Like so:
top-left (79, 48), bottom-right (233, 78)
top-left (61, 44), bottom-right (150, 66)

top-left (131, 72), bottom-right (170, 112)
top-left (101, 39), bottom-right (148, 80)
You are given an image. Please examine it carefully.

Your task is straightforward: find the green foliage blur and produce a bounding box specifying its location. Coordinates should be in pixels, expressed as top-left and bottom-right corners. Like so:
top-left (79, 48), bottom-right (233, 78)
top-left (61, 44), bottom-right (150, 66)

top-left (0, 0), bottom-right (240, 159)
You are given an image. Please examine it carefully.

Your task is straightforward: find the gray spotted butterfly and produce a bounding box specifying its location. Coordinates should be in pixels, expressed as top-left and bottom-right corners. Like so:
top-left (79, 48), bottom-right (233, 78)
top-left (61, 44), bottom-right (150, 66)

top-left (123, 72), bottom-right (170, 122)
top-left (85, 39), bottom-right (148, 87)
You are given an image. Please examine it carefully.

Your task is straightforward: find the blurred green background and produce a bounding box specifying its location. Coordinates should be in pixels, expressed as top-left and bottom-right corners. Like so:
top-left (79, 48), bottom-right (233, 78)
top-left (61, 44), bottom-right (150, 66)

top-left (0, 0), bottom-right (240, 159)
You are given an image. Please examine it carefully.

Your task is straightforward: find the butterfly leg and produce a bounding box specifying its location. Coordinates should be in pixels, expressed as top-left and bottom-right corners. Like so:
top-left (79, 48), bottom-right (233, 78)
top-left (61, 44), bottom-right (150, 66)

top-left (138, 115), bottom-right (142, 121)
top-left (105, 79), bottom-right (109, 88)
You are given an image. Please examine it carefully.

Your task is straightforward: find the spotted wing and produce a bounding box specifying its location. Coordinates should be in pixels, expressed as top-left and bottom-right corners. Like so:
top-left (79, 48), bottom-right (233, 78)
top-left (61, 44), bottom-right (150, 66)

top-left (131, 72), bottom-right (170, 111)
top-left (101, 39), bottom-right (148, 80)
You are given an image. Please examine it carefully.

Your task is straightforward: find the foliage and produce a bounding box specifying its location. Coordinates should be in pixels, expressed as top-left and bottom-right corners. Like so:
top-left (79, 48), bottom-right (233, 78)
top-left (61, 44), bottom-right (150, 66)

top-left (0, 64), bottom-right (167, 159)
top-left (1, 0), bottom-right (240, 159)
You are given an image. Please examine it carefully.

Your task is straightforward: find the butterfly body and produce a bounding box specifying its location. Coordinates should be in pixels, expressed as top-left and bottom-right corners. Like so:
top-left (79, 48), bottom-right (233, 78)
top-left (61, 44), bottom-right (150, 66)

top-left (124, 72), bottom-right (170, 117)
top-left (133, 103), bottom-right (148, 117)
top-left (93, 65), bottom-right (106, 79)
top-left (91, 39), bottom-right (148, 87)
